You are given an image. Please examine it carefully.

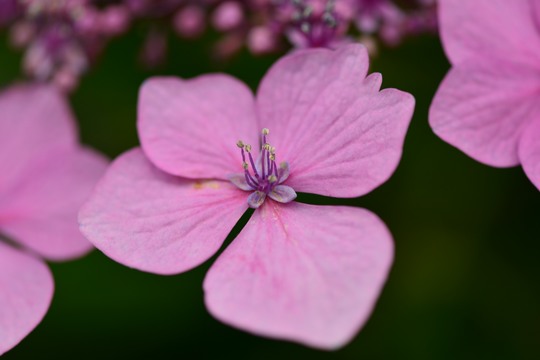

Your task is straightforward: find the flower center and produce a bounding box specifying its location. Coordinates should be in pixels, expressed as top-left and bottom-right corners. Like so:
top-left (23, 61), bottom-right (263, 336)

top-left (231, 128), bottom-right (297, 209)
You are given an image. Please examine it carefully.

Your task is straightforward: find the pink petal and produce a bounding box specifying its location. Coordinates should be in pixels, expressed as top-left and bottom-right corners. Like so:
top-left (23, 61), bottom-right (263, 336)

top-left (79, 148), bottom-right (248, 275)
top-left (0, 84), bottom-right (76, 196)
top-left (204, 202), bottom-right (393, 349)
top-left (430, 61), bottom-right (540, 167)
top-left (257, 45), bottom-right (415, 197)
top-left (519, 118), bottom-right (540, 190)
top-left (138, 75), bottom-right (259, 180)
top-left (535, 0), bottom-right (540, 25)
top-left (0, 148), bottom-right (108, 261)
top-left (0, 243), bottom-right (53, 356)
top-left (438, 0), bottom-right (540, 66)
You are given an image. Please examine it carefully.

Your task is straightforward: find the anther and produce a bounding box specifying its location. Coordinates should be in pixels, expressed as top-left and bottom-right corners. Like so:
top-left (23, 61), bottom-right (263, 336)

top-left (268, 175), bottom-right (277, 183)
top-left (242, 162), bottom-right (248, 170)
top-left (269, 154), bottom-right (275, 161)
top-left (262, 128), bottom-right (270, 135)
top-left (263, 143), bottom-right (271, 151)
top-left (236, 140), bottom-right (245, 148)
top-left (245, 144), bottom-right (252, 153)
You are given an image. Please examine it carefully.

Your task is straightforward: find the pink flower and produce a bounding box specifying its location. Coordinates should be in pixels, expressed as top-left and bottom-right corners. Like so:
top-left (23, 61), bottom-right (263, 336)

top-left (79, 45), bottom-right (414, 349)
top-left (0, 85), bottom-right (108, 355)
top-left (429, 0), bottom-right (540, 190)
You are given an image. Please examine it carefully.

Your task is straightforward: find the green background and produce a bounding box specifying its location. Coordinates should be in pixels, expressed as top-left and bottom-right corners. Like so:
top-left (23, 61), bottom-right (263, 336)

top-left (1, 28), bottom-right (539, 359)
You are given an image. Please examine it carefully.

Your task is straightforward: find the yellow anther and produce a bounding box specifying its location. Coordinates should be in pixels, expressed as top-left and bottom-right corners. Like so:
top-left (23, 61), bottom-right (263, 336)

top-left (245, 144), bottom-right (252, 153)
top-left (269, 154), bottom-right (276, 161)
top-left (263, 143), bottom-right (271, 151)
top-left (262, 128), bottom-right (270, 135)
top-left (279, 162), bottom-right (287, 169)
top-left (242, 162), bottom-right (248, 169)
top-left (270, 146), bottom-right (276, 154)
top-left (268, 175), bottom-right (277, 183)
top-left (236, 140), bottom-right (245, 148)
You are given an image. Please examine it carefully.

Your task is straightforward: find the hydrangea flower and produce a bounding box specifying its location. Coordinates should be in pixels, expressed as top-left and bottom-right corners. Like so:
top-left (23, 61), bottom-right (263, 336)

top-left (429, 0), bottom-right (540, 190)
top-left (79, 45), bottom-right (414, 349)
top-left (3, 0), bottom-right (437, 90)
top-left (0, 85), bottom-right (108, 355)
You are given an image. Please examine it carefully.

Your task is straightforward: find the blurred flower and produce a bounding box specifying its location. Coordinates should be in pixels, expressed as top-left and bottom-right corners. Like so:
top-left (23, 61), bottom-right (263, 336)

top-left (0, 84), bottom-right (108, 355)
top-left (429, 0), bottom-right (540, 191)
top-left (6, 0), bottom-right (131, 92)
top-left (1, 0), bottom-right (437, 89)
top-left (0, 0), bottom-right (21, 26)
top-left (79, 45), bottom-right (415, 348)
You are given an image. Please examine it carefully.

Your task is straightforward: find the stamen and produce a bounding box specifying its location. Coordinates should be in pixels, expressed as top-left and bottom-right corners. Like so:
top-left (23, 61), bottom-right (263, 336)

top-left (244, 170), bottom-right (258, 188)
top-left (232, 128), bottom-right (294, 206)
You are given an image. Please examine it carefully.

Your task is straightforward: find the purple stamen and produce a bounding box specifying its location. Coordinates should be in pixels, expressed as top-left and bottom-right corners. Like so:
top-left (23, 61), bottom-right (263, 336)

top-left (247, 150), bottom-right (260, 179)
top-left (262, 146), bottom-right (267, 178)
top-left (244, 170), bottom-right (258, 188)
top-left (233, 128), bottom-right (296, 208)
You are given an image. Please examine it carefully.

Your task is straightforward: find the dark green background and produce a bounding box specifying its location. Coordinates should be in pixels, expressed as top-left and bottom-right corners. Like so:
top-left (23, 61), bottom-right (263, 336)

top-left (1, 28), bottom-right (539, 359)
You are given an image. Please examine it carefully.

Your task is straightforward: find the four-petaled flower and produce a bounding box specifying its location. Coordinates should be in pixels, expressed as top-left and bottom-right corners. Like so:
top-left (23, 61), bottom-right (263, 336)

top-left (0, 85), bottom-right (108, 355)
top-left (79, 45), bottom-right (414, 349)
top-left (430, 0), bottom-right (540, 190)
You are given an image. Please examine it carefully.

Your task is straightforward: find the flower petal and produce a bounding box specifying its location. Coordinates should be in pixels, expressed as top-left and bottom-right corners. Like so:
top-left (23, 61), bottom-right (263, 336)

top-left (204, 202), bottom-right (393, 349)
top-left (430, 61), bottom-right (540, 167)
top-left (227, 173), bottom-right (253, 191)
top-left (277, 161), bottom-right (290, 183)
top-left (0, 148), bottom-right (108, 261)
top-left (0, 84), bottom-right (76, 196)
top-left (79, 148), bottom-right (248, 275)
top-left (438, 0), bottom-right (540, 66)
top-left (247, 191), bottom-right (266, 209)
top-left (519, 118), bottom-right (540, 190)
top-left (0, 242), bottom-right (53, 356)
top-left (257, 45), bottom-right (414, 197)
top-left (268, 185), bottom-right (296, 203)
top-left (138, 75), bottom-right (259, 180)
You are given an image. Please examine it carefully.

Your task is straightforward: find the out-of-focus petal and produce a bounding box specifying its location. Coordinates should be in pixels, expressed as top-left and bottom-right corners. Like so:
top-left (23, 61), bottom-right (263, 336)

top-left (79, 148), bottom-right (248, 275)
top-left (138, 75), bottom-right (259, 180)
top-left (0, 242), bottom-right (53, 356)
top-left (519, 118), bottom-right (540, 190)
top-left (257, 45), bottom-right (414, 197)
top-left (430, 61), bottom-right (540, 167)
top-left (0, 84), bottom-right (77, 195)
top-left (438, 0), bottom-right (540, 66)
top-left (0, 148), bottom-right (108, 261)
top-left (204, 202), bottom-right (393, 349)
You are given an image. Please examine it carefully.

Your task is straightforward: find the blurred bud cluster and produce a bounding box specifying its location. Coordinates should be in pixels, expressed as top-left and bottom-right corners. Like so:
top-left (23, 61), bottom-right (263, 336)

top-left (0, 0), bottom-right (437, 92)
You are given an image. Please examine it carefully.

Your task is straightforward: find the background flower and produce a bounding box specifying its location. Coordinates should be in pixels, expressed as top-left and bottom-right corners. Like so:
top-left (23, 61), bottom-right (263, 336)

top-left (429, 0), bottom-right (540, 190)
top-left (0, 84), bottom-right (108, 355)
top-left (0, 0), bottom-right (437, 91)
